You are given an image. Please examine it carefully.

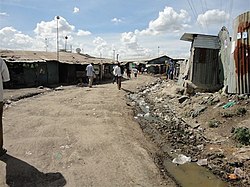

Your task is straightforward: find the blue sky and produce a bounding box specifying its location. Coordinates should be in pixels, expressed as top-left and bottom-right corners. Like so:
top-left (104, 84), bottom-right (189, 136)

top-left (0, 0), bottom-right (249, 60)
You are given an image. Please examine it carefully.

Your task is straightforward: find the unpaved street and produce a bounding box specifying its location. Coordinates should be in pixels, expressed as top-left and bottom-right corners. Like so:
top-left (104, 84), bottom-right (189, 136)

top-left (0, 76), bottom-right (176, 187)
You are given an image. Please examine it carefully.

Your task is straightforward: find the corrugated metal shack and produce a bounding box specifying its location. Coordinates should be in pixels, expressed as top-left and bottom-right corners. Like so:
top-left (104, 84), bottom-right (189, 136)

top-left (0, 50), bottom-right (113, 88)
top-left (228, 11), bottom-right (250, 94)
top-left (146, 55), bottom-right (172, 74)
top-left (180, 33), bottom-right (222, 91)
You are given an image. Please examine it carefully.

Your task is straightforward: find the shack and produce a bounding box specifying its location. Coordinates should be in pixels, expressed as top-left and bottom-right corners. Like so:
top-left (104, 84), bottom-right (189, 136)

top-left (0, 50), bottom-right (113, 88)
top-left (180, 33), bottom-right (223, 91)
top-left (146, 55), bottom-right (172, 74)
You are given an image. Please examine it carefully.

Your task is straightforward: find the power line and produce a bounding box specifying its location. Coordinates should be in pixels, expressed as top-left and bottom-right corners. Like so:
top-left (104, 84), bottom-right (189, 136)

top-left (200, 0), bottom-right (209, 33)
top-left (187, 0), bottom-right (203, 32)
top-left (228, 0), bottom-right (234, 30)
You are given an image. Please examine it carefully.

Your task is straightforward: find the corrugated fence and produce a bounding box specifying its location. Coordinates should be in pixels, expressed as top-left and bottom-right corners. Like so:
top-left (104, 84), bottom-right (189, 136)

top-left (228, 11), bottom-right (250, 94)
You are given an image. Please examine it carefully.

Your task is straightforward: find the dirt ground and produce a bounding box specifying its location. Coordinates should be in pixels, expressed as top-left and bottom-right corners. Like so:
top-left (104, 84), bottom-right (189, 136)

top-left (0, 76), bottom-right (176, 187)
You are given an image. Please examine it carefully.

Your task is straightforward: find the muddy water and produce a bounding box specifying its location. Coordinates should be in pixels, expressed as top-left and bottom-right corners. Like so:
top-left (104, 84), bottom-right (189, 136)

top-left (163, 159), bottom-right (228, 187)
top-left (161, 145), bottom-right (228, 187)
top-left (130, 94), bottom-right (228, 187)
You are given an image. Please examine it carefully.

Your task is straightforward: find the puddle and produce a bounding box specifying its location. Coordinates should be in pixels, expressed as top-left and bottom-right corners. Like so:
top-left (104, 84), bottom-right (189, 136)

top-left (163, 158), bottom-right (228, 187)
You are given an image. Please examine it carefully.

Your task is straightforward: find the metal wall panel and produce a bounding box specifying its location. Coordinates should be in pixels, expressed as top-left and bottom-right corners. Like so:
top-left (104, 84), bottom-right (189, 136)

top-left (228, 11), bottom-right (250, 94)
top-left (193, 36), bottom-right (220, 49)
top-left (191, 48), bottom-right (221, 91)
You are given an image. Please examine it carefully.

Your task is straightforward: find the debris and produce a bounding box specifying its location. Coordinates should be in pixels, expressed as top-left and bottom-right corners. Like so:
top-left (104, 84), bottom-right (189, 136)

top-left (178, 95), bottom-right (189, 104)
top-left (191, 106), bottom-right (207, 118)
top-left (234, 167), bottom-right (245, 178)
top-left (55, 85), bottom-right (64, 91)
top-left (172, 154), bottom-right (191, 165)
top-left (223, 101), bottom-right (236, 109)
top-left (228, 173), bottom-right (237, 180)
top-left (25, 151), bottom-right (32, 156)
top-left (197, 159), bottom-right (208, 166)
top-left (232, 147), bottom-right (250, 161)
top-left (213, 102), bottom-right (225, 109)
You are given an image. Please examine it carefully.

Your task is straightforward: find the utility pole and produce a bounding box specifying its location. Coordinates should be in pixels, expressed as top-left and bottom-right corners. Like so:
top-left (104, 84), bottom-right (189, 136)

top-left (65, 36), bottom-right (68, 52)
top-left (45, 38), bottom-right (48, 52)
top-left (116, 54), bottom-right (119, 62)
top-left (56, 16), bottom-right (60, 61)
top-left (113, 50), bottom-right (115, 62)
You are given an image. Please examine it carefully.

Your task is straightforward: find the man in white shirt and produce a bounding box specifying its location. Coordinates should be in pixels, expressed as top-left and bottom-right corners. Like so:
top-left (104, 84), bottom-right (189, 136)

top-left (86, 63), bottom-right (95, 88)
top-left (113, 63), bottom-right (122, 90)
top-left (0, 58), bottom-right (10, 157)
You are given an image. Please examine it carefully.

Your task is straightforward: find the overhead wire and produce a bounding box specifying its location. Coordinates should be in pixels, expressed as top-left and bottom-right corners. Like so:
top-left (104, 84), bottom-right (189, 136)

top-left (228, 0), bottom-right (234, 30)
top-left (186, 0), bottom-right (203, 32)
top-left (200, 0), bottom-right (209, 33)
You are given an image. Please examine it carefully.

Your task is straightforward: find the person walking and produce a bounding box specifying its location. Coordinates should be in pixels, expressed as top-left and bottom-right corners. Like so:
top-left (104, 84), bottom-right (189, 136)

top-left (114, 63), bottom-right (122, 90)
top-left (0, 58), bottom-right (10, 157)
top-left (86, 63), bottom-right (95, 88)
top-left (133, 68), bottom-right (138, 78)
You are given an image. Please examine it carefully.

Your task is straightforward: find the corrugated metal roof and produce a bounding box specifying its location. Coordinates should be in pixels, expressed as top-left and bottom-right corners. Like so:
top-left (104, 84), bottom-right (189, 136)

top-left (180, 33), bottom-right (220, 49)
top-left (0, 50), bottom-right (114, 65)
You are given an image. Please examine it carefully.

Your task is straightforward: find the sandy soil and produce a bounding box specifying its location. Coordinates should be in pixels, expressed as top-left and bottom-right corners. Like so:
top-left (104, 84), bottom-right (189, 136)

top-left (0, 76), bottom-right (176, 187)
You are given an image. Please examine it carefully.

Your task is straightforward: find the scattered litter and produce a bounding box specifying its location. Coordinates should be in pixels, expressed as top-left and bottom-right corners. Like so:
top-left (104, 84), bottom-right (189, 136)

top-left (213, 102), bottom-right (225, 109)
top-left (197, 144), bottom-right (204, 151)
top-left (234, 167), bottom-right (245, 178)
top-left (228, 173), bottom-right (237, 180)
top-left (223, 101), bottom-right (236, 109)
top-left (172, 154), bottom-right (191, 165)
top-left (25, 151), bottom-right (32, 156)
top-left (144, 113), bottom-right (150, 118)
top-left (178, 95), bottom-right (189, 104)
top-left (197, 159), bottom-right (208, 166)
top-left (191, 106), bottom-right (207, 118)
top-left (137, 113), bottom-right (144, 117)
top-left (55, 85), bottom-right (64, 91)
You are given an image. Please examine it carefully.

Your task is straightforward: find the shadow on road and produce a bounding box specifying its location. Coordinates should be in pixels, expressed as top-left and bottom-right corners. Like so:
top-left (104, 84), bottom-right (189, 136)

top-left (0, 154), bottom-right (66, 187)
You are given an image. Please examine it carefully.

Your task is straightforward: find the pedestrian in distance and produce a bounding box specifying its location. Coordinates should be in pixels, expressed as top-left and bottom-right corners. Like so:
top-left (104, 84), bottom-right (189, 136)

top-left (112, 65), bottom-right (117, 84)
top-left (126, 67), bottom-right (131, 79)
top-left (86, 63), bottom-right (95, 88)
top-left (114, 63), bottom-right (122, 90)
top-left (133, 68), bottom-right (138, 78)
top-left (0, 58), bottom-right (10, 157)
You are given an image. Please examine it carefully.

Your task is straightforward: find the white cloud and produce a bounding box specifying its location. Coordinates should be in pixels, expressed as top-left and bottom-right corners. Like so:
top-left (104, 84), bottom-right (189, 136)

top-left (77, 29), bottom-right (91, 36)
top-left (93, 37), bottom-right (108, 54)
top-left (120, 32), bottom-right (152, 59)
top-left (197, 9), bottom-right (229, 28)
top-left (0, 12), bottom-right (9, 17)
top-left (138, 6), bottom-right (191, 35)
top-left (73, 7), bottom-right (80, 14)
top-left (0, 27), bottom-right (36, 49)
top-left (34, 16), bottom-right (75, 41)
top-left (111, 18), bottom-right (122, 24)
top-left (121, 32), bottom-right (138, 49)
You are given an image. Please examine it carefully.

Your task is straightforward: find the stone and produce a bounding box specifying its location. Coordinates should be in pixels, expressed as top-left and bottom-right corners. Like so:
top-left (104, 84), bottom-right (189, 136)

top-left (178, 95), bottom-right (189, 103)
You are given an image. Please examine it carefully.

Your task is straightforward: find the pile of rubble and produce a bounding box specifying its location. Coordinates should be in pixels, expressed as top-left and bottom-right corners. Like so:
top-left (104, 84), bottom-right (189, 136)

top-left (128, 78), bottom-right (250, 187)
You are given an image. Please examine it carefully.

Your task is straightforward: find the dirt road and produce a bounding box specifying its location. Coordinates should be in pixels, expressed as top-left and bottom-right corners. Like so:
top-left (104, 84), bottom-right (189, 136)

top-left (0, 76), bottom-right (176, 187)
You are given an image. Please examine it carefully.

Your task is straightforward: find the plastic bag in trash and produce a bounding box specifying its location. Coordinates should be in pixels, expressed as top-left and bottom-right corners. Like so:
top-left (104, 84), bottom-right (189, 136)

top-left (172, 154), bottom-right (191, 164)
